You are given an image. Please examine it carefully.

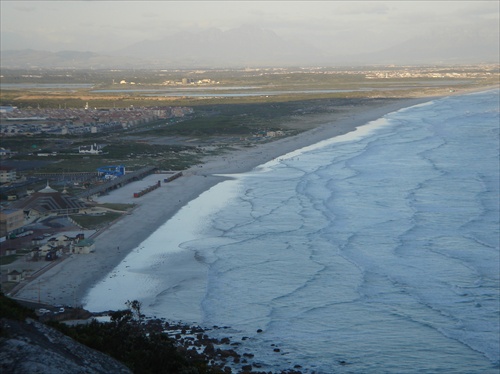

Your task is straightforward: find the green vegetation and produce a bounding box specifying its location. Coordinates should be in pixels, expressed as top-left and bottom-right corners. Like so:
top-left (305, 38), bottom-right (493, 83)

top-left (0, 254), bottom-right (20, 266)
top-left (52, 319), bottom-right (213, 373)
top-left (2, 100), bottom-right (309, 175)
top-left (1, 137), bottom-right (205, 173)
top-left (137, 101), bottom-right (315, 138)
top-left (71, 211), bottom-right (123, 230)
top-left (96, 203), bottom-right (135, 211)
top-left (0, 292), bottom-right (37, 322)
top-left (70, 204), bottom-right (135, 229)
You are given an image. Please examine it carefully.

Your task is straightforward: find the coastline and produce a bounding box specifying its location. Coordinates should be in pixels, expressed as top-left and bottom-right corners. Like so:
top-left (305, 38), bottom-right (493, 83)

top-left (13, 95), bottom-right (438, 308)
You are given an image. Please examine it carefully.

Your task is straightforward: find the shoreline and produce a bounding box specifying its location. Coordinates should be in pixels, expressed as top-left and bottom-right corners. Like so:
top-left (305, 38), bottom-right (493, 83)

top-left (13, 95), bottom-right (439, 308)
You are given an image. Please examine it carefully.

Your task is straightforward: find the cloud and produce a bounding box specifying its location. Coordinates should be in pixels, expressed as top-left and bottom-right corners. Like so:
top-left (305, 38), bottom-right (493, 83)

top-left (331, 2), bottom-right (390, 16)
top-left (11, 4), bottom-right (37, 13)
top-left (453, 1), bottom-right (499, 19)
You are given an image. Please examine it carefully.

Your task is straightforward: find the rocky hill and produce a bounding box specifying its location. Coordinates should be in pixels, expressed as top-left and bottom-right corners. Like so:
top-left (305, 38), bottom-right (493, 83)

top-left (1, 317), bottom-right (132, 373)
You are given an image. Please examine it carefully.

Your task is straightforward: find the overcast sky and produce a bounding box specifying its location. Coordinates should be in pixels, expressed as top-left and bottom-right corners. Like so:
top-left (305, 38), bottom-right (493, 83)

top-left (1, 0), bottom-right (499, 56)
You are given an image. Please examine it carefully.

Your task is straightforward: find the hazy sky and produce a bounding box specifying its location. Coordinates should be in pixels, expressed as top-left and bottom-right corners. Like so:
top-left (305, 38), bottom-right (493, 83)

top-left (1, 0), bottom-right (499, 55)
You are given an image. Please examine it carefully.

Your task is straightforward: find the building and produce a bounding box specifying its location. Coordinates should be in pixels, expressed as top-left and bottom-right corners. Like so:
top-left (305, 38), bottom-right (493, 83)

top-left (72, 238), bottom-right (95, 254)
top-left (0, 165), bottom-right (16, 183)
top-left (55, 235), bottom-right (71, 246)
top-left (10, 182), bottom-right (88, 219)
top-left (7, 269), bottom-right (26, 283)
top-left (79, 143), bottom-right (102, 154)
top-left (0, 208), bottom-right (25, 238)
top-left (0, 106), bottom-right (16, 113)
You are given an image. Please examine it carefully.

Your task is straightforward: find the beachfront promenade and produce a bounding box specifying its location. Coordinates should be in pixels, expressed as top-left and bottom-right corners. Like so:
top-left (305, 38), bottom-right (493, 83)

top-left (77, 166), bottom-right (158, 200)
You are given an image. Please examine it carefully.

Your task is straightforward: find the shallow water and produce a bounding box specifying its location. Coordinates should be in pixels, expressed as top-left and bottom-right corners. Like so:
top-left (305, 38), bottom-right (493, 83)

top-left (85, 90), bottom-right (499, 373)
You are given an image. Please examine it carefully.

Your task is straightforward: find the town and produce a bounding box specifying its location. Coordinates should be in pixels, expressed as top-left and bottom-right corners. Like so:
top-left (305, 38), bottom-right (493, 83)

top-left (0, 105), bottom-right (194, 136)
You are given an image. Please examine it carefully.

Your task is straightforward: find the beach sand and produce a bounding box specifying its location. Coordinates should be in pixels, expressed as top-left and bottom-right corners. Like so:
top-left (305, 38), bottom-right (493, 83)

top-left (13, 96), bottom-right (435, 308)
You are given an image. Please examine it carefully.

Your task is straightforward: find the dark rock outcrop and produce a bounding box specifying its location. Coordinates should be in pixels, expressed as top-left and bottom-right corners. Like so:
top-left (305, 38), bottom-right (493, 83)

top-left (0, 318), bottom-right (132, 374)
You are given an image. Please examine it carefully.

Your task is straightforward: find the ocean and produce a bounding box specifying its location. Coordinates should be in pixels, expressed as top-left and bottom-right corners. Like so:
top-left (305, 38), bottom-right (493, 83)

top-left (84, 90), bottom-right (500, 373)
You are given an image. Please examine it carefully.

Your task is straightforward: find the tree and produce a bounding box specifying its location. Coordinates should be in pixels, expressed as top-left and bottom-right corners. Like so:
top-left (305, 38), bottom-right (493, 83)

top-left (125, 299), bottom-right (142, 321)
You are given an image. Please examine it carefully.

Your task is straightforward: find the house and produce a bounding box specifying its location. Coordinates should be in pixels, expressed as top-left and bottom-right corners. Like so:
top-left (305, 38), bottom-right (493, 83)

top-left (39, 242), bottom-right (58, 255)
top-left (32, 236), bottom-right (45, 245)
top-left (72, 238), bottom-right (95, 254)
top-left (55, 235), bottom-right (71, 247)
top-left (4, 248), bottom-right (17, 256)
top-left (47, 237), bottom-right (58, 246)
top-left (7, 269), bottom-right (25, 282)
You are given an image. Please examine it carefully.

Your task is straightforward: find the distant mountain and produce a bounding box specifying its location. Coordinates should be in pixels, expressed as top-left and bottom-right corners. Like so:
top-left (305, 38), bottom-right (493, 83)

top-left (340, 27), bottom-right (499, 65)
top-left (0, 49), bottom-right (149, 69)
top-left (1, 25), bottom-right (497, 69)
top-left (112, 25), bottom-right (327, 68)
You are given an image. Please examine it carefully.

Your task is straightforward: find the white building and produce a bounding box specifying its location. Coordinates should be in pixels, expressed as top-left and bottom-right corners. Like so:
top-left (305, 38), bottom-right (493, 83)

top-left (0, 165), bottom-right (16, 183)
top-left (79, 143), bottom-right (102, 154)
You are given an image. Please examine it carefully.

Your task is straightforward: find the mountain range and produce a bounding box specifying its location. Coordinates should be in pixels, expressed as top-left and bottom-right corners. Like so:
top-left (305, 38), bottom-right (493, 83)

top-left (1, 25), bottom-right (498, 69)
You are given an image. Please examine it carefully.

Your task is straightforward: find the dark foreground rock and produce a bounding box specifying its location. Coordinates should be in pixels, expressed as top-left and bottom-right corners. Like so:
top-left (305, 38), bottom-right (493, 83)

top-left (0, 318), bottom-right (132, 373)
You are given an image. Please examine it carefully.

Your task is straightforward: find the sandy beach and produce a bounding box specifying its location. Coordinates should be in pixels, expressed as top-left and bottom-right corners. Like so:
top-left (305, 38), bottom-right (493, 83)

top-left (13, 96), bottom-right (436, 308)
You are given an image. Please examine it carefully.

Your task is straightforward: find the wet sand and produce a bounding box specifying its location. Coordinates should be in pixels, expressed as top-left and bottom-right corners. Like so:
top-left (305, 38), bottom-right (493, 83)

top-left (13, 96), bottom-right (435, 308)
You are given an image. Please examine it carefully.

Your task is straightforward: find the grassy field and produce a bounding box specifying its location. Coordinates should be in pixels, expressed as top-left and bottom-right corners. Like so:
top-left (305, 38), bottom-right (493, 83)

top-left (95, 203), bottom-right (135, 212)
top-left (135, 99), bottom-right (342, 137)
top-left (0, 134), bottom-right (206, 173)
top-left (71, 211), bottom-right (124, 230)
top-left (0, 254), bottom-right (20, 266)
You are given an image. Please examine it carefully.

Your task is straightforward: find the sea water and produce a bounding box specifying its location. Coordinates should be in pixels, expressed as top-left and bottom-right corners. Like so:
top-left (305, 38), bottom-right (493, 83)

top-left (84, 90), bottom-right (499, 373)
